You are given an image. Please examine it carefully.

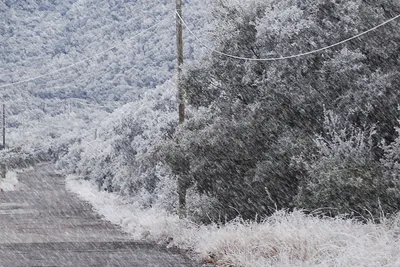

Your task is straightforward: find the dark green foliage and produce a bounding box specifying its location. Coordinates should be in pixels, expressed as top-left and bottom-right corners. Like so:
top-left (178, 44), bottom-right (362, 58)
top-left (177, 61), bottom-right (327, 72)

top-left (162, 0), bottom-right (400, 221)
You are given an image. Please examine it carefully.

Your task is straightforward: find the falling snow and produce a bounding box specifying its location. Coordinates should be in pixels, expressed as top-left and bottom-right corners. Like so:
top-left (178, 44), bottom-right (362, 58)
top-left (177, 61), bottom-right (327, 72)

top-left (1, 0), bottom-right (400, 266)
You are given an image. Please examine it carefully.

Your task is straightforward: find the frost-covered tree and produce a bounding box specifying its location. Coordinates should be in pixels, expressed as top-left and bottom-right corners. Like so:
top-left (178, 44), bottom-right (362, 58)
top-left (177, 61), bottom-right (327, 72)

top-left (163, 0), bottom-right (400, 220)
top-left (59, 82), bottom-right (177, 209)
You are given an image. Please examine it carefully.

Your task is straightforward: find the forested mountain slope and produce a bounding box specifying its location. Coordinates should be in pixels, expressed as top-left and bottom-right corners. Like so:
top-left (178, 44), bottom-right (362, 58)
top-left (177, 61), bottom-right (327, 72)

top-left (0, 0), bottom-right (207, 154)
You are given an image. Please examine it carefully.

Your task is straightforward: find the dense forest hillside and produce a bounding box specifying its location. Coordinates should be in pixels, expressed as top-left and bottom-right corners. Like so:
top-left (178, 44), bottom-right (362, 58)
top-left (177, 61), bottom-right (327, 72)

top-left (0, 0), bottom-right (207, 156)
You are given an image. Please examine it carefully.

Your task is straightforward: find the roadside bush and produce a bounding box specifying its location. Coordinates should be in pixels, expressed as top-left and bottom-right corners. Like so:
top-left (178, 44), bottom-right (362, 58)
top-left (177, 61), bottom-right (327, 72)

top-left (296, 111), bottom-right (399, 220)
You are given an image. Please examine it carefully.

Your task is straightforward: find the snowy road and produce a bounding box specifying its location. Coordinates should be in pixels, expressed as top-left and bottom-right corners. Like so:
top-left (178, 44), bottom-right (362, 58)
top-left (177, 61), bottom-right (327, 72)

top-left (0, 164), bottom-right (198, 267)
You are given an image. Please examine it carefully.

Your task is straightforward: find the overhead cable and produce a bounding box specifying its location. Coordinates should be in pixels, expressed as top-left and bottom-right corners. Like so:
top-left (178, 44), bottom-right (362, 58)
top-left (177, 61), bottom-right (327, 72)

top-left (73, 98), bottom-right (120, 108)
top-left (176, 10), bottom-right (400, 61)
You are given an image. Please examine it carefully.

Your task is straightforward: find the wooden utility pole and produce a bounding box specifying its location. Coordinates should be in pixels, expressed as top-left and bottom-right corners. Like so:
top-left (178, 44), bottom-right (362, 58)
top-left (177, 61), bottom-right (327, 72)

top-left (177, 0), bottom-right (184, 124)
top-left (1, 104), bottom-right (5, 178)
top-left (2, 104), bottom-right (5, 150)
top-left (176, 0), bottom-right (187, 218)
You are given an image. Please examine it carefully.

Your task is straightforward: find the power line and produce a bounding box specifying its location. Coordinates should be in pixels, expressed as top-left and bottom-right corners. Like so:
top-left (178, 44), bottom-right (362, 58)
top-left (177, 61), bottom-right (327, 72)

top-left (2, 97), bottom-right (120, 110)
top-left (72, 98), bottom-right (120, 109)
top-left (176, 10), bottom-right (400, 61)
top-left (24, 122), bottom-right (78, 131)
top-left (0, 17), bottom-right (171, 89)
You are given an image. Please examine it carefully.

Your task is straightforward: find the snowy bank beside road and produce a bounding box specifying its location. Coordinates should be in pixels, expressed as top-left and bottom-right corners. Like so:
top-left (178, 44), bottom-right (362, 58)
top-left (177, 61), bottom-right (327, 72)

top-left (0, 171), bottom-right (21, 191)
top-left (66, 175), bottom-right (400, 267)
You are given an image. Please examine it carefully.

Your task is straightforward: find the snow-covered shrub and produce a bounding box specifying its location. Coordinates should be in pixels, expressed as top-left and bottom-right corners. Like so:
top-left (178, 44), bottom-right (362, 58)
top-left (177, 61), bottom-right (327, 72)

top-left (59, 82), bottom-right (184, 212)
top-left (59, 80), bottom-right (220, 218)
top-left (0, 148), bottom-right (37, 169)
top-left (161, 99), bottom-right (308, 221)
top-left (380, 125), bottom-right (400, 209)
top-left (382, 126), bottom-right (400, 176)
top-left (296, 111), bottom-right (398, 219)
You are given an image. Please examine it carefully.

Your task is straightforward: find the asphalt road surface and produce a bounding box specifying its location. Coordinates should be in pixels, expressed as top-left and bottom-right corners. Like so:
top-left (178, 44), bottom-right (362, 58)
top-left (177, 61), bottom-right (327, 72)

top-left (0, 164), bottom-right (199, 267)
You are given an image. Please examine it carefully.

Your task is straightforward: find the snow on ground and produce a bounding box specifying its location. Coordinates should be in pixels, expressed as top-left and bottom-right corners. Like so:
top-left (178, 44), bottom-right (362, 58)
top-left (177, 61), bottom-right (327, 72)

top-left (0, 171), bottom-right (22, 191)
top-left (66, 175), bottom-right (400, 267)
